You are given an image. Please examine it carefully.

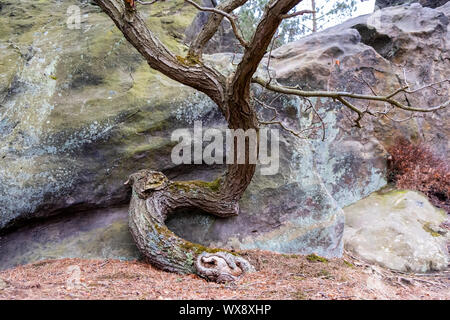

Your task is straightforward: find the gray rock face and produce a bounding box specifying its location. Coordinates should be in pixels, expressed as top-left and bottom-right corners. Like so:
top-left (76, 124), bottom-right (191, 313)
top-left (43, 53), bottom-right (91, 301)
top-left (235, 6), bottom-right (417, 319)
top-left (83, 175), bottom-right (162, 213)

top-left (0, 0), bottom-right (448, 264)
top-left (376, 0), bottom-right (449, 9)
top-left (344, 189), bottom-right (449, 272)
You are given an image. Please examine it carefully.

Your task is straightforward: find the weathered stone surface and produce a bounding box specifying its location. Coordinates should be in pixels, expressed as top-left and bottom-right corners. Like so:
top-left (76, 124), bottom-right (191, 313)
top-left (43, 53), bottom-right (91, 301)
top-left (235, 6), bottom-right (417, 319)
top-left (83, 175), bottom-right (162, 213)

top-left (184, 0), bottom-right (240, 54)
top-left (274, 3), bottom-right (450, 158)
top-left (0, 1), bottom-right (448, 265)
top-left (0, 0), bottom-right (351, 259)
top-left (376, 0), bottom-right (449, 9)
top-left (344, 189), bottom-right (449, 272)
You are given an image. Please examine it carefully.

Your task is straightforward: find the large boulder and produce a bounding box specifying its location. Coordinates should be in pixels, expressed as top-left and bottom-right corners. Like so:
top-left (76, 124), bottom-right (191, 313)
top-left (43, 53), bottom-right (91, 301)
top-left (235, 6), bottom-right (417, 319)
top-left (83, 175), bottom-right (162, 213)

top-left (0, 206), bottom-right (140, 270)
top-left (0, 1), bottom-right (448, 267)
top-left (0, 0), bottom-right (201, 230)
top-left (0, 0), bottom-right (347, 259)
top-left (344, 189), bottom-right (449, 272)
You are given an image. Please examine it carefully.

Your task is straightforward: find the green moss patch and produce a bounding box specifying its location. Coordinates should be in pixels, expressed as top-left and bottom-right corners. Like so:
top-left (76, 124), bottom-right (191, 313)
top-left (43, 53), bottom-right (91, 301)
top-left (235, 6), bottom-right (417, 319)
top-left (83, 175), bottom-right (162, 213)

top-left (306, 253), bottom-right (328, 263)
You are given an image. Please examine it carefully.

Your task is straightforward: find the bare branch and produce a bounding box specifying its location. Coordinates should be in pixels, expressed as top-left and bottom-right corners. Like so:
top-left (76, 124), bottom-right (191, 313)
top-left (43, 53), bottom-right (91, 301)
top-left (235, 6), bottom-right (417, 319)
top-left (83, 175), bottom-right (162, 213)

top-left (383, 113), bottom-right (418, 123)
top-left (94, 0), bottom-right (227, 107)
top-left (258, 119), bottom-right (306, 139)
top-left (360, 76), bottom-right (379, 96)
top-left (303, 97), bottom-right (326, 141)
top-left (188, 0), bottom-right (249, 58)
top-left (231, 0), bottom-right (304, 100)
top-left (336, 97), bottom-right (366, 128)
top-left (254, 96), bottom-right (279, 121)
top-left (266, 33), bottom-right (279, 85)
top-left (390, 79), bottom-right (450, 97)
top-left (255, 95), bottom-right (325, 141)
top-left (136, 0), bottom-right (158, 5)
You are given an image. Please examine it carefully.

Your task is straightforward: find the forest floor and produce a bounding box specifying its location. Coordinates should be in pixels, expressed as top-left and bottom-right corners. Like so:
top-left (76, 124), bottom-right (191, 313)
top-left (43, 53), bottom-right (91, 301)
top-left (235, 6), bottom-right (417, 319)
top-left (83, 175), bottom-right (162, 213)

top-left (0, 250), bottom-right (448, 300)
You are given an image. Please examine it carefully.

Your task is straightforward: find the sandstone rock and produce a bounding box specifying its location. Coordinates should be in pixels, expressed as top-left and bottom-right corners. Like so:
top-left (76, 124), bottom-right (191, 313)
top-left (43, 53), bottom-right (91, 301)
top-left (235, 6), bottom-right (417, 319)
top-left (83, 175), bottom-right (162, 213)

top-left (0, 0), bottom-right (202, 230)
top-left (0, 278), bottom-right (7, 290)
top-left (344, 189), bottom-right (449, 272)
top-left (0, 0), bottom-right (354, 258)
top-left (276, 3), bottom-right (450, 158)
top-left (184, 0), bottom-right (240, 54)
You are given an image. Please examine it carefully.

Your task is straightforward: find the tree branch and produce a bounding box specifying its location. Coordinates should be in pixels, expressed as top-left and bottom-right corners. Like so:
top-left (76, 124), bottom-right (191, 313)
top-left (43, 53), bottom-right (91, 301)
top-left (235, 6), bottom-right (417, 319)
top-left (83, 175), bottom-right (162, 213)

top-left (255, 95), bottom-right (325, 140)
top-left (136, 0), bottom-right (158, 5)
top-left (188, 0), bottom-right (249, 58)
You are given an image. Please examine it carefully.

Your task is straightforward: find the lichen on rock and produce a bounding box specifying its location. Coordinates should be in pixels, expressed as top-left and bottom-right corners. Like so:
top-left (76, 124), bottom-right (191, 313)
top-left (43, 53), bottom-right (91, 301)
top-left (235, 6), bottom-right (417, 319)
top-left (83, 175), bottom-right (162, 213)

top-left (0, 1), bottom-right (448, 267)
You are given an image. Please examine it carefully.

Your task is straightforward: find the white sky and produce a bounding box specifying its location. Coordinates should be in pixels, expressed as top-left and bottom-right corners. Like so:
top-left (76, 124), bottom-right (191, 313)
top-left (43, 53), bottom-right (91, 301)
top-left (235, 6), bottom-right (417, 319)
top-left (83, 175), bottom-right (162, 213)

top-left (354, 0), bottom-right (377, 16)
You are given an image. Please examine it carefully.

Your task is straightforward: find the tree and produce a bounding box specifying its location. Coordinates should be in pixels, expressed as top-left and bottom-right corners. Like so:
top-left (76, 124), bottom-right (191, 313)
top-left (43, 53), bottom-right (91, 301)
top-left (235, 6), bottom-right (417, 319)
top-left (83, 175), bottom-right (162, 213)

top-left (94, 0), bottom-right (448, 283)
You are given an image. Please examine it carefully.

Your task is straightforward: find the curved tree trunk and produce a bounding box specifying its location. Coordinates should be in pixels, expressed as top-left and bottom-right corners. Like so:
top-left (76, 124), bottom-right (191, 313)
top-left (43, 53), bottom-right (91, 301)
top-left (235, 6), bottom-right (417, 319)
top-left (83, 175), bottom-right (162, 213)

top-left (127, 98), bottom-right (259, 282)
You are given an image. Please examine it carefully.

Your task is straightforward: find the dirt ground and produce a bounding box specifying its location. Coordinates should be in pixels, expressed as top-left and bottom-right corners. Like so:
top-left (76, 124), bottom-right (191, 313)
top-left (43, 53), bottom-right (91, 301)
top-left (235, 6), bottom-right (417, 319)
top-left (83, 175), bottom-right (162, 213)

top-left (0, 250), bottom-right (448, 300)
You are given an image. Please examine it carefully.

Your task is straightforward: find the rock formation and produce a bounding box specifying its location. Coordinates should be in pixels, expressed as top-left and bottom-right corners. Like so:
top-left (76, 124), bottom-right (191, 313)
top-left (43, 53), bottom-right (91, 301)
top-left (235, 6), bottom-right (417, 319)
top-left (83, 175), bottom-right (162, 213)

top-left (0, 1), bottom-right (448, 266)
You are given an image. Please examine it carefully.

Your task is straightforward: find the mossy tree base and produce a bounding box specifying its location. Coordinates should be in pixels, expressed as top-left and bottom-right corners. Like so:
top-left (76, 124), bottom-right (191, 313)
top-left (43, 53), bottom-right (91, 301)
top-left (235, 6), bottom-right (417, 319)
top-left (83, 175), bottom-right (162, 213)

top-left (127, 170), bottom-right (254, 282)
